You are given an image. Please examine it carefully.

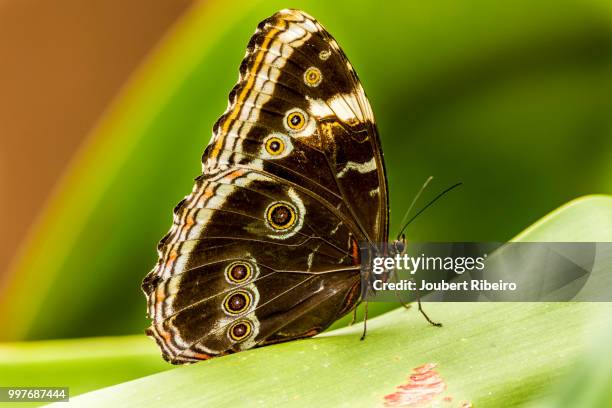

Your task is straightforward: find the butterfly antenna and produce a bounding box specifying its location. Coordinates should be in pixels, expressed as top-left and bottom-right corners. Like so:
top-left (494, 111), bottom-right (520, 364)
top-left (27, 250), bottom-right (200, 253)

top-left (396, 176), bottom-right (434, 241)
top-left (396, 182), bottom-right (463, 240)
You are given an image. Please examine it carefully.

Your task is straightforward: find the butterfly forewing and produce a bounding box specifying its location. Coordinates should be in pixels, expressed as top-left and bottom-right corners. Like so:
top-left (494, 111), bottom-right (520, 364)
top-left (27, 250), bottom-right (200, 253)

top-left (143, 9), bottom-right (388, 363)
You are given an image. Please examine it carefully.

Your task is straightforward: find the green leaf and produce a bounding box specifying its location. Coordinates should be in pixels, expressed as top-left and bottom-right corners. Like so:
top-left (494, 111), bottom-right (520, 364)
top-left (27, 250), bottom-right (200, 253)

top-left (512, 194), bottom-right (612, 242)
top-left (530, 319), bottom-right (612, 408)
top-left (55, 305), bottom-right (612, 407)
top-left (3, 0), bottom-right (612, 342)
top-left (0, 336), bottom-right (168, 406)
top-left (1, 195), bottom-right (602, 407)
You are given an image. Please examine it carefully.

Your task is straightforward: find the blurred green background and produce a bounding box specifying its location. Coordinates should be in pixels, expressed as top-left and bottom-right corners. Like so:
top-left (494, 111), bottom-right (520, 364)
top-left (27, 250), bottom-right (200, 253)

top-left (0, 0), bottom-right (611, 345)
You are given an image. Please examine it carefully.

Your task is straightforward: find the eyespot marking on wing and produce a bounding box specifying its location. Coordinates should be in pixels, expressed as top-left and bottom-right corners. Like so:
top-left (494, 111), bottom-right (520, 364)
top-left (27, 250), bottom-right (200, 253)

top-left (283, 108), bottom-right (316, 137)
top-left (228, 320), bottom-right (253, 342)
top-left (261, 133), bottom-right (293, 159)
top-left (264, 188), bottom-right (306, 239)
top-left (223, 290), bottom-right (253, 315)
top-left (226, 261), bottom-right (254, 284)
top-left (304, 67), bottom-right (322, 87)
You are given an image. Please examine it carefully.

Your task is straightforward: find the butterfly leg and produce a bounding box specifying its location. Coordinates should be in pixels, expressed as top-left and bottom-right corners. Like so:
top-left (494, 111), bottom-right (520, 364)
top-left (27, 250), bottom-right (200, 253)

top-left (416, 287), bottom-right (442, 327)
top-left (360, 301), bottom-right (369, 340)
top-left (349, 306), bottom-right (358, 326)
top-left (391, 269), bottom-right (412, 310)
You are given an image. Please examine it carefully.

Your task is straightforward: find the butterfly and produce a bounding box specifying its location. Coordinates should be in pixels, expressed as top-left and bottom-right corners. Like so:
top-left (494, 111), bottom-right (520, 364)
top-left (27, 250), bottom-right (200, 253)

top-left (142, 9), bottom-right (390, 364)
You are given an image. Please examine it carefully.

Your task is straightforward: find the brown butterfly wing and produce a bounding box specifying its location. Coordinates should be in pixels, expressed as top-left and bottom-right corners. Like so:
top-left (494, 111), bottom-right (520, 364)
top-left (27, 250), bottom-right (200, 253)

top-left (142, 9), bottom-right (388, 363)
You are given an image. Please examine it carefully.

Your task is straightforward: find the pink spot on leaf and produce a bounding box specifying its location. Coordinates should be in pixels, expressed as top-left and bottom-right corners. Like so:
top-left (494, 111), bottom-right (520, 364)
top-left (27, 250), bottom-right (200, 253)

top-left (383, 363), bottom-right (445, 407)
top-left (383, 363), bottom-right (472, 408)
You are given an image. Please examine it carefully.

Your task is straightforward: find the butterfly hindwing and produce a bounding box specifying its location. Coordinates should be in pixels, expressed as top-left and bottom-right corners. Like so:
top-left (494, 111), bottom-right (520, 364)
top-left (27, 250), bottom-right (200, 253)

top-left (144, 170), bottom-right (361, 362)
top-left (143, 9), bottom-right (388, 363)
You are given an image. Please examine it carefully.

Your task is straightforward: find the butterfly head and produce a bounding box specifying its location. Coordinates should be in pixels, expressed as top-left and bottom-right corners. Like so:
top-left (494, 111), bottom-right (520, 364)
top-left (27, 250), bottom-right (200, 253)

top-left (392, 234), bottom-right (407, 257)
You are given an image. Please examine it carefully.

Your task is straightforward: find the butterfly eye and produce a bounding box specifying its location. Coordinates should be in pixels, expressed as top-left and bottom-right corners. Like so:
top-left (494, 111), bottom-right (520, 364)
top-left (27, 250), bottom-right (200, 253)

top-left (228, 320), bottom-right (252, 342)
top-left (265, 136), bottom-right (285, 155)
top-left (285, 109), bottom-right (307, 131)
top-left (226, 261), bottom-right (252, 283)
top-left (223, 290), bottom-right (252, 315)
top-left (266, 202), bottom-right (297, 230)
top-left (303, 67), bottom-right (322, 87)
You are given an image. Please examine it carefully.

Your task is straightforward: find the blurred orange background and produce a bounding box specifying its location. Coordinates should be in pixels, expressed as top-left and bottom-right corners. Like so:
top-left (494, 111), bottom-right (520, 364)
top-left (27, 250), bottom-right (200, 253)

top-left (0, 0), bottom-right (194, 282)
